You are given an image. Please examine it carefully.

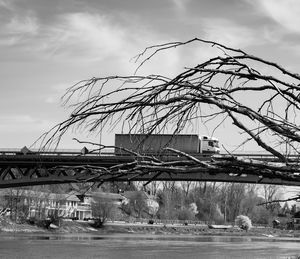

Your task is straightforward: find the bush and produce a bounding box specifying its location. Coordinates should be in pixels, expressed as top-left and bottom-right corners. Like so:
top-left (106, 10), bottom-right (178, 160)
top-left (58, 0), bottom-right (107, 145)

top-left (91, 198), bottom-right (116, 227)
top-left (177, 208), bottom-right (194, 221)
top-left (27, 217), bottom-right (52, 229)
top-left (91, 218), bottom-right (105, 228)
top-left (235, 215), bottom-right (252, 231)
top-left (36, 219), bottom-right (52, 229)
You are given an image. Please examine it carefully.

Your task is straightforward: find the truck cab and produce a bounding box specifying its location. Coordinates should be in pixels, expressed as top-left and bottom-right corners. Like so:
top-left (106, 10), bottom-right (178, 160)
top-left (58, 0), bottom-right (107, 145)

top-left (200, 136), bottom-right (220, 153)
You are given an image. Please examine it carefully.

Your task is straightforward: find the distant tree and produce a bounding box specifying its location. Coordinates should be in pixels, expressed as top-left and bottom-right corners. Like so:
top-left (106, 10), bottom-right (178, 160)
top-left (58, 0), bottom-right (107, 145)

top-left (121, 192), bottom-right (149, 218)
top-left (240, 185), bottom-right (259, 216)
top-left (261, 185), bottom-right (282, 213)
top-left (177, 208), bottom-right (194, 221)
top-left (180, 181), bottom-right (194, 199)
top-left (91, 197), bottom-right (116, 227)
top-left (291, 204), bottom-right (297, 216)
top-left (176, 202), bottom-right (198, 221)
top-left (278, 202), bottom-right (291, 217)
top-left (219, 183), bottom-right (246, 223)
top-left (235, 215), bottom-right (252, 231)
top-left (251, 205), bottom-right (271, 225)
top-left (109, 182), bottom-right (137, 193)
top-left (0, 195), bottom-right (6, 211)
top-left (131, 192), bottom-right (148, 218)
top-left (157, 189), bottom-right (179, 220)
top-left (147, 181), bottom-right (160, 196)
top-left (189, 202), bottom-right (198, 215)
top-left (4, 188), bottom-right (29, 223)
top-left (194, 183), bottom-right (223, 223)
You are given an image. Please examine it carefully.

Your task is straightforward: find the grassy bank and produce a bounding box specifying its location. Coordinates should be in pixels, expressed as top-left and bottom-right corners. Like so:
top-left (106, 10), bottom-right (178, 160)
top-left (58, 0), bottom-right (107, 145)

top-left (0, 217), bottom-right (45, 233)
top-left (1, 217), bottom-right (300, 239)
top-left (100, 223), bottom-right (300, 238)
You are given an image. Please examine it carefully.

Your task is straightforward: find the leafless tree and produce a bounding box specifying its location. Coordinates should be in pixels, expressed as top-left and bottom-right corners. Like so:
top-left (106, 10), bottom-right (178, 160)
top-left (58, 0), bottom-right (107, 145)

top-left (39, 38), bottom-right (300, 196)
top-left (180, 181), bottom-right (194, 198)
top-left (91, 197), bottom-right (116, 227)
top-left (261, 185), bottom-right (282, 212)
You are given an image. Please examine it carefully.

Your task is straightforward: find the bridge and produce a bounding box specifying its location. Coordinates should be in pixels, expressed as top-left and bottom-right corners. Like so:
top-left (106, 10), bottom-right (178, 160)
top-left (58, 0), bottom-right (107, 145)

top-left (0, 147), bottom-right (300, 188)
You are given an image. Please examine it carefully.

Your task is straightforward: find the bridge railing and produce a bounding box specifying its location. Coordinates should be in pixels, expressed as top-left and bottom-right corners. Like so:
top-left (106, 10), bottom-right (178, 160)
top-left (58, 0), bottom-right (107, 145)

top-left (0, 148), bottom-right (299, 162)
top-left (0, 148), bottom-right (116, 156)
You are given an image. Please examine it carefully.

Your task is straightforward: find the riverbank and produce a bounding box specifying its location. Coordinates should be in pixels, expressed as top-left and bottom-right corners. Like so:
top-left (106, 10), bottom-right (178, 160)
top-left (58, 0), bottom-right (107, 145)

top-left (100, 222), bottom-right (300, 239)
top-left (0, 217), bottom-right (44, 233)
top-left (1, 217), bottom-right (300, 239)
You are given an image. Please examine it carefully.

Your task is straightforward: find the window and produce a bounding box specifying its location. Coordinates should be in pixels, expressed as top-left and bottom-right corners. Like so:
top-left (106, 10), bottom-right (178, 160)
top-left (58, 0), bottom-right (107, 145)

top-left (213, 141), bottom-right (220, 148)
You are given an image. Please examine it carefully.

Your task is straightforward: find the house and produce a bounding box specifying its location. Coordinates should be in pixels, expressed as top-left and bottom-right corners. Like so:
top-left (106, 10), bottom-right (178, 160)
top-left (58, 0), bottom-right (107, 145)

top-left (46, 192), bottom-right (92, 220)
top-left (0, 189), bottom-right (92, 220)
top-left (89, 192), bottom-right (128, 206)
top-left (0, 189), bottom-right (156, 221)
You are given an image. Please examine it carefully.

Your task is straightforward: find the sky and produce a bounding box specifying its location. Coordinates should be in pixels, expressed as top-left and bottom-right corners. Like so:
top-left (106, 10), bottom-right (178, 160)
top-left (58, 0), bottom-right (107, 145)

top-left (1, 0), bottom-right (300, 152)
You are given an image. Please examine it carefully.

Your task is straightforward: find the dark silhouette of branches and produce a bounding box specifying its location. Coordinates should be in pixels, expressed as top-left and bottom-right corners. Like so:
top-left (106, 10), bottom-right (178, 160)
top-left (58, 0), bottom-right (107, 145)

top-left (257, 196), bottom-right (300, 206)
top-left (38, 38), bottom-right (300, 191)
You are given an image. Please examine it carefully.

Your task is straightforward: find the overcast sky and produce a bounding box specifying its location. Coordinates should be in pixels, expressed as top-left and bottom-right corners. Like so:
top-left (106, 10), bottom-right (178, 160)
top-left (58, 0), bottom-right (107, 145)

top-left (1, 0), bottom-right (300, 150)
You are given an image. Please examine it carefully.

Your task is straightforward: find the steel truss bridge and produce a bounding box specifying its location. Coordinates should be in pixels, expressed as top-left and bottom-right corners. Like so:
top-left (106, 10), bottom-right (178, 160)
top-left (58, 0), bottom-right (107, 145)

top-left (0, 148), bottom-right (300, 188)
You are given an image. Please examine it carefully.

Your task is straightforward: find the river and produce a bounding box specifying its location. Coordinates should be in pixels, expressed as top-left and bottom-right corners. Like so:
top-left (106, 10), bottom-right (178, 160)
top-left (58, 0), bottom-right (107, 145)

top-left (0, 233), bottom-right (299, 259)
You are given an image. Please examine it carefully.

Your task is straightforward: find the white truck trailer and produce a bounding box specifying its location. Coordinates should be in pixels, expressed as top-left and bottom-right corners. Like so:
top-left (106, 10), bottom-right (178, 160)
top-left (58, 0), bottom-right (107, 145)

top-left (115, 134), bottom-right (220, 155)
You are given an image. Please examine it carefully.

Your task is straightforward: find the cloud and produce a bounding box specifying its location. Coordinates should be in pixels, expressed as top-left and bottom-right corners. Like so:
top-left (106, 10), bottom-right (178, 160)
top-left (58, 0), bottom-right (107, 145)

top-left (0, 1), bottom-right (194, 77)
top-left (6, 16), bottom-right (39, 35)
top-left (0, 11), bottom-right (131, 61)
top-left (251, 0), bottom-right (300, 33)
top-left (169, 0), bottom-right (191, 12)
top-left (37, 12), bottom-right (182, 76)
top-left (0, 114), bottom-right (52, 148)
top-left (0, 0), bottom-right (14, 10)
top-left (0, 14), bottom-right (39, 46)
top-left (201, 18), bottom-right (259, 48)
top-left (0, 11), bottom-right (177, 72)
top-left (246, 0), bottom-right (300, 59)
top-left (0, 115), bottom-right (51, 128)
top-left (44, 83), bottom-right (71, 104)
top-left (41, 13), bottom-right (128, 61)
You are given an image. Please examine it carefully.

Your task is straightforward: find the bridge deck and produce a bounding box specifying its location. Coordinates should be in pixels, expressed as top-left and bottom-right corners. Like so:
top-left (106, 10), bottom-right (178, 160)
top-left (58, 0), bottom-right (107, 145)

top-left (0, 150), bottom-right (299, 188)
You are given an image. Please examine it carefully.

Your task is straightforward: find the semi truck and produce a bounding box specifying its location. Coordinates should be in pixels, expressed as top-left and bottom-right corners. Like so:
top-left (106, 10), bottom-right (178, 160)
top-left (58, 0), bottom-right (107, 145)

top-left (115, 134), bottom-right (220, 155)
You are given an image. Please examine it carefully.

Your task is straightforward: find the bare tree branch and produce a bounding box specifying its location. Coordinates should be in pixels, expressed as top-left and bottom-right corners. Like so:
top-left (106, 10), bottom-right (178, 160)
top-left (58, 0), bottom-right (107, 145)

top-left (257, 196), bottom-right (300, 206)
top-left (37, 38), bottom-right (300, 186)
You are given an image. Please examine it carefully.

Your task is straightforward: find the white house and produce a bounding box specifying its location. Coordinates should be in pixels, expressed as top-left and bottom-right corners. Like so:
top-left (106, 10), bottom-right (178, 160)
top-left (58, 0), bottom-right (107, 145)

top-left (0, 189), bottom-right (92, 220)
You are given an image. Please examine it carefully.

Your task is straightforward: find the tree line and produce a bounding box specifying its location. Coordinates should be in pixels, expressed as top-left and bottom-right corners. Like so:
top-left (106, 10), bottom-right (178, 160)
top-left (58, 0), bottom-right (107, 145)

top-left (0, 182), bottom-right (297, 228)
top-left (98, 181), bottom-right (296, 226)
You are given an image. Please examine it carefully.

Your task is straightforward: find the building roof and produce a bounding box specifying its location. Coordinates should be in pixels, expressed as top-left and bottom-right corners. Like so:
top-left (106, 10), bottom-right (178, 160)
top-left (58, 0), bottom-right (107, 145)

top-left (0, 189), bottom-right (80, 202)
top-left (122, 191), bottom-right (149, 200)
top-left (90, 192), bottom-right (125, 201)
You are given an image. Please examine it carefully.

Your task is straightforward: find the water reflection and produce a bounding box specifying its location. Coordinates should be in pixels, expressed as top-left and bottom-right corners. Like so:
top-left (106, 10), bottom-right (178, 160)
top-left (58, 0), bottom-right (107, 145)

top-left (1, 233), bottom-right (299, 259)
top-left (5, 233), bottom-right (299, 243)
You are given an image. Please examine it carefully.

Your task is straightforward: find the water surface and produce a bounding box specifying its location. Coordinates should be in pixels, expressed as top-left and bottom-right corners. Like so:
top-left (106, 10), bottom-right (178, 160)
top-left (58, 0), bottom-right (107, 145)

top-left (0, 233), bottom-right (299, 259)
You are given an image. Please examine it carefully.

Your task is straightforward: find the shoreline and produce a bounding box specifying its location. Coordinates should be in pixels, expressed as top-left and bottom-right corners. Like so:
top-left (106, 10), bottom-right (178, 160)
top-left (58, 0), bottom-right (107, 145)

top-left (100, 223), bottom-right (300, 239)
top-left (1, 218), bottom-right (300, 240)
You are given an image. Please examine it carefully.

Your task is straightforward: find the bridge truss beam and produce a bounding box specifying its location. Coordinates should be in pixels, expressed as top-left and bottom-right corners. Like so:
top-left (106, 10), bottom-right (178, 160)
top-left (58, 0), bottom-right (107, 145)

top-left (0, 154), bottom-right (300, 188)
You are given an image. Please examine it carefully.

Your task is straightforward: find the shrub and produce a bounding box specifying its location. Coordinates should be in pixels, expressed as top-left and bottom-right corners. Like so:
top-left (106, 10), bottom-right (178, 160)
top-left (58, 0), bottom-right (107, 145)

top-left (177, 208), bottom-right (194, 221)
top-left (91, 197), bottom-right (117, 228)
top-left (235, 215), bottom-right (252, 231)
